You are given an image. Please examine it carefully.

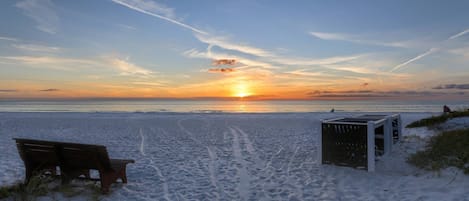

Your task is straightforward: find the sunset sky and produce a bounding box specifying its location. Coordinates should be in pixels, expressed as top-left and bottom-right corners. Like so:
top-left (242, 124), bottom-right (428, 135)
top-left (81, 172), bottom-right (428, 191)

top-left (1, 0), bottom-right (469, 100)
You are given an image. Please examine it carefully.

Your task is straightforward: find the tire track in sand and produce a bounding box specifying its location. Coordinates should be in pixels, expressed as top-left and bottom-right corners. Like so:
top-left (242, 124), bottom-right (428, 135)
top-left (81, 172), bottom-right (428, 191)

top-left (207, 146), bottom-right (221, 200)
top-left (233, 126), bottom-right (264, 169)
top-left (229, 127), bottom-right (250, 200)
top-left (141, 127), bottom-right (171, 200)
top-left (139, 128), bottom-right (146, 156)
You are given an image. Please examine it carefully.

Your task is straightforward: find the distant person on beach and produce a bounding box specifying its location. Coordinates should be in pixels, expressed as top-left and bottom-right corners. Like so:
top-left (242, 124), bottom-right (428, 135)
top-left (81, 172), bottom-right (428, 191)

top-left (443, 105), bottom-right (451, 114)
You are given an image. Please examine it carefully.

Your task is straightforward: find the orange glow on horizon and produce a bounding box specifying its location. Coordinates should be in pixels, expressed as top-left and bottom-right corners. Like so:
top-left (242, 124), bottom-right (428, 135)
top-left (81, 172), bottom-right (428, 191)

top-left (232, 82), bottom-right (253, 98)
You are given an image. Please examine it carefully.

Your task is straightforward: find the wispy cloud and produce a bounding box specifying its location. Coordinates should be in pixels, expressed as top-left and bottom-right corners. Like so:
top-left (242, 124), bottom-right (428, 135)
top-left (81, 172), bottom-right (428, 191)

top-left (40, 88), bottom-right (59, 92)
top-left (112, 0), bottom-right (389, 83)
top-left (112, 0), bottom-right (286, 68)
top-left (116, 24), bottom-right (137, 30)
top-left (208, 68), bottom-right (236, 73)
top-left (309, 31), bottom-right (409, 48)
top-left (12, 44), bottom-right (61, 53)
top-left (0, 56), bottom-right (98, 70)
top-left (111, 0), bottom-right (207, 35)
top-left (0, 36), bottom-right (18, 42)
top-left (195, 34), bottom-right (273, 57)
top-left (1, 55), bottom-right (155, 77)
top-left (285, 69), bottom-right (324, 77)
top-left (448, 28), bottom-right (469, 40)
top-left (433, 84), bottom-right (469, 90)
top-left (131, 81), bottom-right (166, 86)
top-left (212, 59), bottom-right (237, 66)
top-left (307, 90), bottom-right (464, 99)
top-left (16, 0), bottom-right (59, 34)
top-left (0, 89), bottom-right (18, 92)
top-left (269, 55), bottom-right (362, 66)
top-left (449, 46), bottom-right (469, 57)
top-left (108, 57), bottom-right (154, 77)
top-left (390, 48), bottom-right (438, 72)
top-left (184, 48), bottom-right (275, 69)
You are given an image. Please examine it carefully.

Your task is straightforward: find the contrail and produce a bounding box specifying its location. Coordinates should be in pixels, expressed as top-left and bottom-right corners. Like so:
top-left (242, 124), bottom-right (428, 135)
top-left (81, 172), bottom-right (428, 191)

top-left (111, 0), bottom-right (208, 35)
top-left (448, 28), bottom-right (469, 40)
top-left (391, 27), bottom-right (469, 72)
top-left (390, 48), bottom-right (437, 72)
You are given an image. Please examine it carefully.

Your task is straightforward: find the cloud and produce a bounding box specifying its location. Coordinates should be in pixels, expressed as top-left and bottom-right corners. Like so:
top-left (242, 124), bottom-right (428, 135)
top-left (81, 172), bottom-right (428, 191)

top-left (16, 0), bottom-right (59, 34)
top-left (285, 69), bottom-right (324, 77)
top-left (310, 32), bottom-right (349, 41)
top-left (0, 89), bottom-right (18, 92)
top-left (390, 48), bottom-right (438, 72)
top-left (12, 44), bottom-right (61, 53)
top-left (307, 90), bottom-right (463, 99)
top-left (40, 88), bottom-right (59, 92)
top-left (1, 55), bottom-right (155, 78)
top-left (131, 81), bottom-right (165, 86)
top-left (433, 84), bottom-right (469, 90)
top-left (109, 58), bottom-right (154, 76)
top-left (0, 56), bottom-right (99, 70)
top-left (0, 36), bottom-right (18, 42)
top-left (195, 34), bottom-right (273, 57)
top-left (111, 0), bottom-right (207, 35)
top-left (112, 0), bottom-right (275, 60)
top-left (448, 28), bottom-right (469, 40)
top-left (116, 24), bottom-right (137, 30)
top-left (449, 46), bottom-right (469, 58)
top-left (269, 54), bottom-right (362, 66)
top-left (308, 90), bottom-right (374, 95)
top-left (212, 59), bottom-right (237, 66)
top-left (184, 48), bottom-right (275, 69)
top-left (208, 68), bottom-right (236, 73)
top-left (309, 31), bottom-right (409, 48)
top-left (362, 83), bottom-right (369, 87)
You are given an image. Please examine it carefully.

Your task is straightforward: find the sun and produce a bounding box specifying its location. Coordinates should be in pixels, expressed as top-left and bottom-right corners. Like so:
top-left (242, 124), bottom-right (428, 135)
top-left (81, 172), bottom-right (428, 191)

top-left (233, 82), bottom-right (252, 98)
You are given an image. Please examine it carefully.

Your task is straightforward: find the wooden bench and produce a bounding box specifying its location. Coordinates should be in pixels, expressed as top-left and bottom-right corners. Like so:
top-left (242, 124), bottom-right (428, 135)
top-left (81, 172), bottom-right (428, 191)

top-left (14, 138), bottom-right (134, 193)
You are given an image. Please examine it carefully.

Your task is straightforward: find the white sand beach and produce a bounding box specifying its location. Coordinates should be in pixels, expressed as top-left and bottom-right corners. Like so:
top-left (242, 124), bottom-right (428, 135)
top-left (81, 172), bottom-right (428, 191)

top-left (0, 112), bottom-right (468, 201)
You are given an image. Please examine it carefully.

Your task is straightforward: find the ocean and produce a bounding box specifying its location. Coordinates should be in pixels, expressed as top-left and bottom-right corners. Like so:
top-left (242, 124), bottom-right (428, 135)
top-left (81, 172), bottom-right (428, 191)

top-left (0, 100), bottom-right (467, 113)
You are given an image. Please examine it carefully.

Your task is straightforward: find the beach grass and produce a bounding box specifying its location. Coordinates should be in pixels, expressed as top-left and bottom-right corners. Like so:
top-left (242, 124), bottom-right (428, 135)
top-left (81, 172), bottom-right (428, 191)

top-left (0, 173), bottom-right (102, 201)
top-left (0, 173), bottom-right (51, 201)
top-left (406, 110), bottom-right (469, 128)
top-left (407, 128), bottom-right (469, 174)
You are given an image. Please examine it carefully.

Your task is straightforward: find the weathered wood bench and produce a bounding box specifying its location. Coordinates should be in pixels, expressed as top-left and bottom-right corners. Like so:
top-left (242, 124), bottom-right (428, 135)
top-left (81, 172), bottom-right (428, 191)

top-left (14, 138), bottom-right (134, 193)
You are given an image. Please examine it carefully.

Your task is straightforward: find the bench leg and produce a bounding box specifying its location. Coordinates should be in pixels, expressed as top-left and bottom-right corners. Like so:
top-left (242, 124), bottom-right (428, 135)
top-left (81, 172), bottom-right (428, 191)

top-left (119, 167), bottom-right (127, 183)
top-left (25, 167), bottom-right (33, 183)
top-left (99, 172), bottom-right (113, 194)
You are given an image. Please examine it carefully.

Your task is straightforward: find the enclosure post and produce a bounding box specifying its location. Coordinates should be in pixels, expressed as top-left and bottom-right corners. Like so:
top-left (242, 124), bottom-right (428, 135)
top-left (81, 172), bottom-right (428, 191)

top-left (397, 114), bottom-right (402, 141)
top-left (367, 121), bottom-right (375, 172)
top-left (384, 118), bottom-right (392, 155)
top-left (319, 123), bottom-right (323, 164)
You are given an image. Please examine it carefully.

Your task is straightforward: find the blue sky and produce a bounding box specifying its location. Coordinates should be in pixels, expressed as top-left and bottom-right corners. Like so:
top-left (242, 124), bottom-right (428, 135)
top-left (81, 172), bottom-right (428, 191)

top-left (0, 0), bottom-right (468, 100)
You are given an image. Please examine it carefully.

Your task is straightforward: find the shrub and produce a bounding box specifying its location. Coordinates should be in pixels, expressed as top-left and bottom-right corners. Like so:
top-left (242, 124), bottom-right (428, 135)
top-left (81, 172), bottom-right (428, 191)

top-left (0, 173), bottom-right (52, 201)
top-left (406, 110), bottom-right (469, 128)
top-left (407, 128), bottom-right (469, 174)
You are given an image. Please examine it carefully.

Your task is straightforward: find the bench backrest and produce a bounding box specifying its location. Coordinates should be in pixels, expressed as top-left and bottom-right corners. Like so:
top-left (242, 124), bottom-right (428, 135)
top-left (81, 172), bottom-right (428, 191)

top-left (14, 138), bottom-right (112, 171)
top-left (59, 142), bottom-right (111, 171)
top-left (15, 138), bottom-right (60, 168)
